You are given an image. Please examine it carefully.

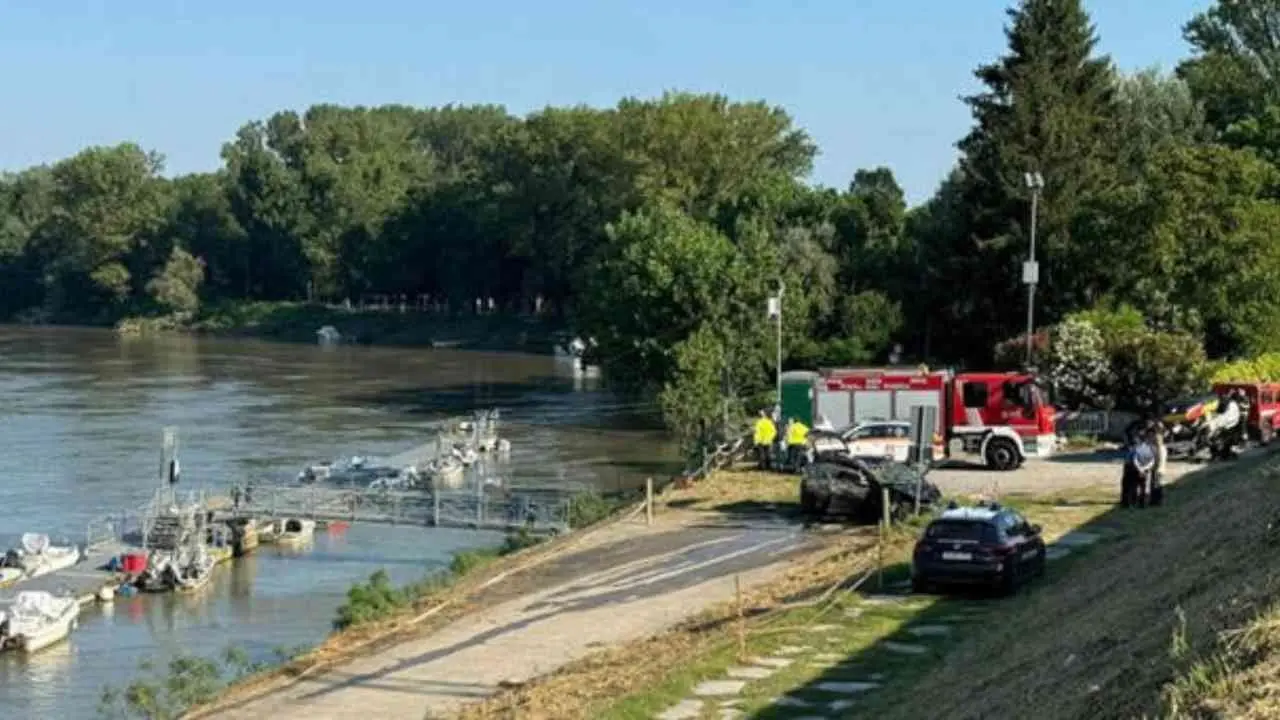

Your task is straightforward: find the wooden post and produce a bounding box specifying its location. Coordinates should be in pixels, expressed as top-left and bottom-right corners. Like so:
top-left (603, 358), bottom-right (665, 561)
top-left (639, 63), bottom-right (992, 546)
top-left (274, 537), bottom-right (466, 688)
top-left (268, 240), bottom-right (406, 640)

top-left (645, 477), bottom-right (654, 526)
top-left (735, 574), bottom-right (746, 661)
top-left (878, 485), bottom-right (890, 590)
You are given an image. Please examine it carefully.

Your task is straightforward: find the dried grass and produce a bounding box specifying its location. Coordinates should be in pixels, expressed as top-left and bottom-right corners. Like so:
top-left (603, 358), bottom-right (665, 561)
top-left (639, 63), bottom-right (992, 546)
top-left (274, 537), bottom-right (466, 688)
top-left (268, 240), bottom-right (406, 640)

top-left (862, 451), bottom-right (1280, 720)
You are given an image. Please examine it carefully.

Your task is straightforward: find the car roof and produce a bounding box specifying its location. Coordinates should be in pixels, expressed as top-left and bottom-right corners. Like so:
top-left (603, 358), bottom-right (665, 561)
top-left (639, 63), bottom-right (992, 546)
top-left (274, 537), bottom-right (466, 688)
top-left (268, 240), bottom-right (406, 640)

top-left (937, 506), bottom-right (1002, 522)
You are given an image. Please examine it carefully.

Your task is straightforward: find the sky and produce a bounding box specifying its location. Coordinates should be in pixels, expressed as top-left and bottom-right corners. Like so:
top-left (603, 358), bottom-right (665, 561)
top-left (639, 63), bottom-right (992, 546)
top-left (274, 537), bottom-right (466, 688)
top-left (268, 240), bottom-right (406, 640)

top-left (0, 0), bottom-right (1212, 205)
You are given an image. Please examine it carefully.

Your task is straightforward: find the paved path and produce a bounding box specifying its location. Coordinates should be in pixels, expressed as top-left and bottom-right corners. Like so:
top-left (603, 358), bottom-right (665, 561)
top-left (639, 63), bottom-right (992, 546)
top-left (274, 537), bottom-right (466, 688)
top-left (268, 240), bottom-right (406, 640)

top-left (210, 519), bottom-right (815, 720)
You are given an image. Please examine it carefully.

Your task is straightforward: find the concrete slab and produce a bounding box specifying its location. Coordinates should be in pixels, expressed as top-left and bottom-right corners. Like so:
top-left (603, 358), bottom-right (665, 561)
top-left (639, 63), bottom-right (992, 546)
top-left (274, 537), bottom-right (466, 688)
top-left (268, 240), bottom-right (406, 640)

top-left (1056, 531), bottom-right (1102, 547)
top-left (693, 680), bottom-right (747, 697)
top-left (815, 681), bottom-right (879, 694)
top-left (657, 699), bottom-right (704, 720)
top-left (776, 645), bottom-right (811, 655)
top-left (883, 641), bottom-right (928, 655)
top-left (750, 657), bottom-right (794, 668)
top-left (1046, 547), bottom-right (1073, 561)
top-left (906, 624), bottom-right (952, 637)
top-left (726, 666), bottom-right (775, 680)
top-left (773, 696), bottom-right (812, 707)
top-left (830, 699), bottom-right (858, 711)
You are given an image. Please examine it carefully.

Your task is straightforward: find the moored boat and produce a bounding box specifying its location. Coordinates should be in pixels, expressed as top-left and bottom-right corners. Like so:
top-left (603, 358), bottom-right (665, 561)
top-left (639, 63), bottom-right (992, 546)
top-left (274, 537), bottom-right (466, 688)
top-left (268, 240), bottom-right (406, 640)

top-left (276, 518), bottom-right (315, 549)
top-left (135, 552), bottom-right (175, 593)
top-left (2, 534), bottom-right (82, 580)
top-left (173, 547), bottom-right (216, 594)
top-left (1, 591), bottom-right (79, 653)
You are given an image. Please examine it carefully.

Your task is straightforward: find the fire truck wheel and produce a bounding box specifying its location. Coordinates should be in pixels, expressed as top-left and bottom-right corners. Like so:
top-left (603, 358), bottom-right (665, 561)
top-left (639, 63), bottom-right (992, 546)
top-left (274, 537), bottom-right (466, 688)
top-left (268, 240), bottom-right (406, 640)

top-left (985, 438), bottom-right (1019, 471)
top-left (1262, 424), bottom-right (1274, 446)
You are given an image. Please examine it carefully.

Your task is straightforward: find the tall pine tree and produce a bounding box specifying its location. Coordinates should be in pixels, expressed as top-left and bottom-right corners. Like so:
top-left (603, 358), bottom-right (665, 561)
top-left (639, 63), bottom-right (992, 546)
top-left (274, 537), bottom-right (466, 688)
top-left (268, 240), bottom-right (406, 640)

top-left (949, 0), bottom-right (1117, 362)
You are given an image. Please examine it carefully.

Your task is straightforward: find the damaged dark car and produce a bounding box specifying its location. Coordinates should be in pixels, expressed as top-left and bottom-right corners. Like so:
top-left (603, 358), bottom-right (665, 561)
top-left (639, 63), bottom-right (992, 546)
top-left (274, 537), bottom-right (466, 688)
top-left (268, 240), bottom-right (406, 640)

top-left (800, 453), bottom-right (941, 524)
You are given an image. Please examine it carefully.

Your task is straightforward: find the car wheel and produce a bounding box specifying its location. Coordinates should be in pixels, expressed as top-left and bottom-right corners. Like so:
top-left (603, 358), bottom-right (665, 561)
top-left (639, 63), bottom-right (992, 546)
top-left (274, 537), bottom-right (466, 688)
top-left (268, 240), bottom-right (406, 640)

top-left (911, 575), bottom-right (930, 594)
top-left (800, 489), bottom-right (818, 516)
top-left (985, 438), bottom-right (1019, 472)
top-left (996, 565), bottom-right (1018, 596)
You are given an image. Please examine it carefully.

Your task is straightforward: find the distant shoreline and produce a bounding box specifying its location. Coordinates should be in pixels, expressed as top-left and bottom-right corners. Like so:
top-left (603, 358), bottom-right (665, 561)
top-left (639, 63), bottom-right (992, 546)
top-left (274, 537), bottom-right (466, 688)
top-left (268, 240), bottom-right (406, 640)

top-left (19, 301), bottom-right (566, 353)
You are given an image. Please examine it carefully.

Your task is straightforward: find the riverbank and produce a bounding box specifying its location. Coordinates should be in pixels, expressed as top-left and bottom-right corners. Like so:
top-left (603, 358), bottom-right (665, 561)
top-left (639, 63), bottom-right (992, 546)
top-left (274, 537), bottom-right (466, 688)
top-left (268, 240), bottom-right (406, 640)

top-left (183, 471), bottom-right (818, 719)
top-left (109, 301), bottom-right (566, 351)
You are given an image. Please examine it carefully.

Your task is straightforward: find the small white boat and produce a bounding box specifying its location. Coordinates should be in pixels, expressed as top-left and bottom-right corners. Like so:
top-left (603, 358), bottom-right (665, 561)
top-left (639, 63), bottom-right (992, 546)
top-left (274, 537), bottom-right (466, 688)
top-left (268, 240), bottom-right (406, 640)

top-left (276, 519), bottom-right (315, 549)
top-left (429, 458), bottom-right (465, 488)
top-left (3, 534), bottom-right (82, 580)
top-left (173, 547), bottom-right (216, 594)
top-left (452, 446), bottom-right (480, 467)
top-left (1, 591), bottom-right (79, 653)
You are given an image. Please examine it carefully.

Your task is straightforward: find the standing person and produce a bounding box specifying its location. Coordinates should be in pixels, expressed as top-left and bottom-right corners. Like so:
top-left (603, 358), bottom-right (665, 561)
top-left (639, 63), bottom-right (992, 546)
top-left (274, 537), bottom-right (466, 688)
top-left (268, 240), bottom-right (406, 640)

top-left (752, 410), bottom-right (777, 471)
top-left (1151, 423), bottom-right (1168, 507)
top-left (786, 417), bottom-right (810, 471)
top-left (1121, 429), bottom-right (1156, 508)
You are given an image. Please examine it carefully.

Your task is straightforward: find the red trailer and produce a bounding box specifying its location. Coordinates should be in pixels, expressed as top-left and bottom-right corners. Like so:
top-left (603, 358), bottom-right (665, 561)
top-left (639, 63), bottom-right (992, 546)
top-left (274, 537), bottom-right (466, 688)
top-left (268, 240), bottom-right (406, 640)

top-left (811, 367), bottom-right (1056, 470)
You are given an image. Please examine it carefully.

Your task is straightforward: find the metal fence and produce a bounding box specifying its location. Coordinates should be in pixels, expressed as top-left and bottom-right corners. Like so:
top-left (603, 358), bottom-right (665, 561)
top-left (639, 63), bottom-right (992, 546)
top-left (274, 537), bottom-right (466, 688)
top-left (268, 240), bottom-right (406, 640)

top-left (221, 481), bottom-right (577, 534)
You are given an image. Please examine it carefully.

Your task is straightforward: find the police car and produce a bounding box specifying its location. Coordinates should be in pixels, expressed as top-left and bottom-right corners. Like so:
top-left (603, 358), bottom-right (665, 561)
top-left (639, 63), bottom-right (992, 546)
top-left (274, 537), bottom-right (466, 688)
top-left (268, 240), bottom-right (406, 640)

top-left (910, 502), bottom-right (1046, 595)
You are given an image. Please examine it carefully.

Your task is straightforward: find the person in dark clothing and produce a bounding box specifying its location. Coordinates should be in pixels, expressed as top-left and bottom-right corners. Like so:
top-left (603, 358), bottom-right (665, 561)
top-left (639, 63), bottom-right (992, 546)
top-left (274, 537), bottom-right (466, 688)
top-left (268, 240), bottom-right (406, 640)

top-left (1122, 431), bottom-right (1156, 508)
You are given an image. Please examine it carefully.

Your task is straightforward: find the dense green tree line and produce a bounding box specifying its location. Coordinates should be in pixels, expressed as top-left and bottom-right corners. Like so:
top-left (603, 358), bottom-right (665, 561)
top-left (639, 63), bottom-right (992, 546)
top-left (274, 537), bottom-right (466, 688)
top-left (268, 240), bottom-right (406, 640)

top-left (6, 0), bottom-right (1280, 448)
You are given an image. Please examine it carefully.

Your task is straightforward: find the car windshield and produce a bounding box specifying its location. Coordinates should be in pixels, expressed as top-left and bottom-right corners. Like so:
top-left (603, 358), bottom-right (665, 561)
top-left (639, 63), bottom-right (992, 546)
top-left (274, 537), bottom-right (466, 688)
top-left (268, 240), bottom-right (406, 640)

top-left (926, 520), bottom-right (989, 541)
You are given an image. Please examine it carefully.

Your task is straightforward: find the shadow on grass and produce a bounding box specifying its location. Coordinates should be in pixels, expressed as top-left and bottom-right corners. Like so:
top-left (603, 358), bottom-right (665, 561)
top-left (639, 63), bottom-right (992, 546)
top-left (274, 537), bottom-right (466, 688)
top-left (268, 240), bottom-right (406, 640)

top-left (747, 447), bottom-right (1280, 720)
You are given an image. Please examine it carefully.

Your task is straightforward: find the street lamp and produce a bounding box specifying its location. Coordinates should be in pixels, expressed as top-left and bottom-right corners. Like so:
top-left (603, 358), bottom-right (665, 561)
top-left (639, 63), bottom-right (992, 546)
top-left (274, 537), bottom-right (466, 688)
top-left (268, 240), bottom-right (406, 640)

top-left (1023, 171), bottom-right (1044, 367)
top-left (768, 280), bottom-right (785, 415)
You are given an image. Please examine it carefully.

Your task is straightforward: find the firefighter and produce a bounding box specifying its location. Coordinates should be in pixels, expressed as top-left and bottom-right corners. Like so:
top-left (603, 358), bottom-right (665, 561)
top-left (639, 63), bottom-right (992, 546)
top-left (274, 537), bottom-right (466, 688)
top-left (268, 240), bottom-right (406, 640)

top-left (786, 417), bottom-right (810, 471)
top-left (753, 410), bottom-right (777, 471)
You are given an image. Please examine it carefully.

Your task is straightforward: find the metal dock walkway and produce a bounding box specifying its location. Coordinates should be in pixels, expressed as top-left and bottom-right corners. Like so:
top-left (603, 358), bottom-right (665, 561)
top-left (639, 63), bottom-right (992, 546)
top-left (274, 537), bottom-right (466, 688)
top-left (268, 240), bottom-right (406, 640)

top-left (0, 542), bottom-right (128, 606)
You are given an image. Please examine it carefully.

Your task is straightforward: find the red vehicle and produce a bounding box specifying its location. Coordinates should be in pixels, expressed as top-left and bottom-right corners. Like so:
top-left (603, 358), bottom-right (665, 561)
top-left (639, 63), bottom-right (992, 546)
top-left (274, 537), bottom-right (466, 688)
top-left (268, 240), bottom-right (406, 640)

top-left (1211, 382), bottom-right (1280, 444)
top-left (810, 367), bottom-right (1056, 470)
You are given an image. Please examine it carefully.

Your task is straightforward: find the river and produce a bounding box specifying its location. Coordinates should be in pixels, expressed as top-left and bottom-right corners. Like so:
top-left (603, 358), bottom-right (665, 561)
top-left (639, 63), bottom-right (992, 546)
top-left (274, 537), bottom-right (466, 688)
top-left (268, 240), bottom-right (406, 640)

top-left (0, 326), bottom-right (677, 719)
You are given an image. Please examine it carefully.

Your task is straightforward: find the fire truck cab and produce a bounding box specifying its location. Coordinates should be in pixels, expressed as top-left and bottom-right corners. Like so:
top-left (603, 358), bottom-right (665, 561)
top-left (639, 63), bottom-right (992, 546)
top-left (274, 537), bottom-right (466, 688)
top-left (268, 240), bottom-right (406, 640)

top-left (809, 368), bottom-right (1056, 471)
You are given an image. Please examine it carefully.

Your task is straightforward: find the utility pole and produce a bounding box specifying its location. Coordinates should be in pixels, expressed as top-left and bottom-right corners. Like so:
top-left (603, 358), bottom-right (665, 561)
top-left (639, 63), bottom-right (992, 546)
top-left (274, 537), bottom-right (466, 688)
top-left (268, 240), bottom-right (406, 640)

top-left (1023, 172), bottom-right (1045, 367)
top-left (769, 280), bottom-right (785, 413)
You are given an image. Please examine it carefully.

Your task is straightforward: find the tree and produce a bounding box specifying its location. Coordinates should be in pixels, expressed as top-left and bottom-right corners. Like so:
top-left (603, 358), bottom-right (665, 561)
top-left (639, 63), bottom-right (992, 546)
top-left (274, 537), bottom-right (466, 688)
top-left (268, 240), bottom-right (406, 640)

top-left (1113, 69), bottom-right (1209, 175)
top-left (1179, 0), bottom-right (1280, 136)
top-left (146, 247), bottom-right (205, 315)
top-left (953, 0), bottom-right (1118, 357)
top-left (27, 144), bottom-right (167, 318)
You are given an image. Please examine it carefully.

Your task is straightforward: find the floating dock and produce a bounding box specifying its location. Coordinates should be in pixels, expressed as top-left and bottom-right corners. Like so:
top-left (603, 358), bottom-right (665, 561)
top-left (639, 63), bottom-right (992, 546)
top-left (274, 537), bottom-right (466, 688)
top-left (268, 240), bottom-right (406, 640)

top-left (0, 543), bottom-right (129, 607)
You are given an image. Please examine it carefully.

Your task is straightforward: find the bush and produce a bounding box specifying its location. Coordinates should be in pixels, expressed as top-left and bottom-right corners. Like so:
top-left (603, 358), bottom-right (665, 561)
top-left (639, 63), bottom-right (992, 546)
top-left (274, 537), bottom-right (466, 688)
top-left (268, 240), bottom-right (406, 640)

top-left (1212, 352), bottom-right (1280, 383)
top-left (566, 489), bottom-right (626, 529)
top-left (1107, 327), bottom-right (1209, 413)
top-left (333, 569), bottom-right (411, 630)
top-left (1044, 317), bottom-right (1109, 408)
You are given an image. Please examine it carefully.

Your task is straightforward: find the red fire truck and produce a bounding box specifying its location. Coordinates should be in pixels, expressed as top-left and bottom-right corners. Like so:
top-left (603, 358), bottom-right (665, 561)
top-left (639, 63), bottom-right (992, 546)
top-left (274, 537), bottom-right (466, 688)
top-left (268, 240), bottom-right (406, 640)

top-left (810, 367), bottom-right (1056, 470)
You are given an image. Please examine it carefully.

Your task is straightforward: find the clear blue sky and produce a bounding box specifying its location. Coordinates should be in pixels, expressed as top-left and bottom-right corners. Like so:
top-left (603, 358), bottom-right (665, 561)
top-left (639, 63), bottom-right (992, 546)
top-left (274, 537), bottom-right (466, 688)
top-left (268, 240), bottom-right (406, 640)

top-left (0, 0), bottom-right (1210, 205)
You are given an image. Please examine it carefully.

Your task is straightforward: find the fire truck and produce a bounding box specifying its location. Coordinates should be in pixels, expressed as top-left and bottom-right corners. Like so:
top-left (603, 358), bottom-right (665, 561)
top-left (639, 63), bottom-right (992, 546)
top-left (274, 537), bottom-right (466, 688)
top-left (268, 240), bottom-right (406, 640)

top-left (802, 367), bottom-right (1056, 470)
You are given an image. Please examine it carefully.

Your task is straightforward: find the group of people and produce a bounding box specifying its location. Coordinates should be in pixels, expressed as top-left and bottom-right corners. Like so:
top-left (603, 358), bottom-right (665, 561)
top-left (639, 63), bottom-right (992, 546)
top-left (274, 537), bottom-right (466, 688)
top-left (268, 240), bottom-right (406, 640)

top-left (1121, 421), bottom-right (1167, 508)
top-left (752, 408), bottom-right (810, 472)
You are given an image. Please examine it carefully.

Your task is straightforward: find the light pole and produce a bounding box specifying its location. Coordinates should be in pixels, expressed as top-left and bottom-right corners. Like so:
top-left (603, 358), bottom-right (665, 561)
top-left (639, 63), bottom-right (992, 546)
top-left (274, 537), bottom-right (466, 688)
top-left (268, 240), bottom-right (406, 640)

top-left (768, 280), bottom-right (785, 414)
top-left (1023, 171), bottom-right (1044, 367)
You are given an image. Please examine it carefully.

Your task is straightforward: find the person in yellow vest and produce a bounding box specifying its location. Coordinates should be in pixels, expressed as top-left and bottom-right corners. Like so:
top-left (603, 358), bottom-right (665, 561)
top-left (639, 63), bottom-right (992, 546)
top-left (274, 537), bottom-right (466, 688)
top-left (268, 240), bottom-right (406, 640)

top-left (786, 417), bottom-right (810, 471)
top-left (753, 410), bottom-right (777, 471)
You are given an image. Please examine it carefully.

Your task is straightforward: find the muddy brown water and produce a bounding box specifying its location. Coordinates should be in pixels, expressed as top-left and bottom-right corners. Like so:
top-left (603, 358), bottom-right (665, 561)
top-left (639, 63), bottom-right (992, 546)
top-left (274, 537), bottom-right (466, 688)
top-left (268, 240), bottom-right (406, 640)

top-left (0, 326), bottom-right (677, 719)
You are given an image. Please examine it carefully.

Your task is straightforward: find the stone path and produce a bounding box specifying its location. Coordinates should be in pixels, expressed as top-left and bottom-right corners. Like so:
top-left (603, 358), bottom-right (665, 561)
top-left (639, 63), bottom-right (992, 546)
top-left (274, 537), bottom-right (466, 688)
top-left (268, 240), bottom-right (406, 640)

top-left (653, 528), bottom-right (1107, 719)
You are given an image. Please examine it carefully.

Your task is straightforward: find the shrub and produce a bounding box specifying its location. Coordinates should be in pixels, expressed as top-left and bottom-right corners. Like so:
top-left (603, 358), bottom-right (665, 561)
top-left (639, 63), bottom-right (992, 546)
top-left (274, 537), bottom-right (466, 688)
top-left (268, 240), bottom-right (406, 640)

top-left (333, 569), bottom-right (410, 630)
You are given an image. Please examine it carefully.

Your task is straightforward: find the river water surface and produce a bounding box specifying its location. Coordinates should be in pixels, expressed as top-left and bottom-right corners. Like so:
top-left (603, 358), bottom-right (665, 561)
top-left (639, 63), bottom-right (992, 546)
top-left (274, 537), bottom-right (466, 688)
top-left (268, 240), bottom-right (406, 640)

top-left (0, 326), bottom-right (675, 719)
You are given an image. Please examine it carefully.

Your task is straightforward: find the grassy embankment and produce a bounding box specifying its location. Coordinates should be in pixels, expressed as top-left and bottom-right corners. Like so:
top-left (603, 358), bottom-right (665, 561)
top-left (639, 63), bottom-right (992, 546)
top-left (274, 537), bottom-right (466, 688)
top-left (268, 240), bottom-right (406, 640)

top-left (460, 452), bottom-right (1280, 720)
top-left (106, 490), bottom-right (630, 720)
top-left (114, 300), bottom-right (564, 351)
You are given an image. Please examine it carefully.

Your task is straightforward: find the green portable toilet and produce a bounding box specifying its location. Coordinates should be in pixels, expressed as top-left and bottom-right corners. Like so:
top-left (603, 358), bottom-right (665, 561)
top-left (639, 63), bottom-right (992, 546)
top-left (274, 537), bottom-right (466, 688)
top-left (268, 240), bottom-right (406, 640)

top-left (780, 370), bottom-right (819, 427)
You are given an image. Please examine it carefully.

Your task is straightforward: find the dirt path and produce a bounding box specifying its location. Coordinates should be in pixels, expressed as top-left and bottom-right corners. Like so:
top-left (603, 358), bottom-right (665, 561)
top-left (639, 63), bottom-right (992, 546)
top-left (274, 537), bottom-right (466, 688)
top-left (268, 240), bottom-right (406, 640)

top-left (207, 513), bottom-right (818, 720)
